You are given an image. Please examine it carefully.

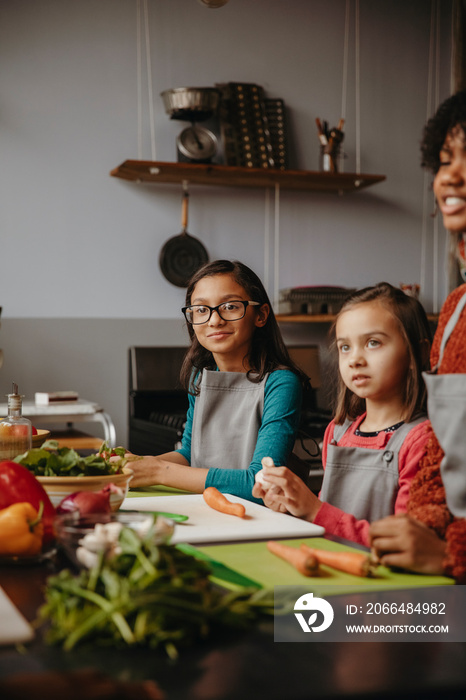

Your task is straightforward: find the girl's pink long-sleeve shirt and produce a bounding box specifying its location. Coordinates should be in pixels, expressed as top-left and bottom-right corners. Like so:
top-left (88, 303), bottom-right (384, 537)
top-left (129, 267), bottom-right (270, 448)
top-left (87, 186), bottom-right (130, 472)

top-left (313, 415), bottom-right (433, 547)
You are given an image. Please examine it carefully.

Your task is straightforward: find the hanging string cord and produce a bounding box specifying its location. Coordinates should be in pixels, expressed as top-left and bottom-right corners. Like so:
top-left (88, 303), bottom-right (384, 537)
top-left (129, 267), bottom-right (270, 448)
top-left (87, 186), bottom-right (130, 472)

top-left (274, 183), bottom-right (280, 309)
top-left (136, 0), bottom-right (142, 160)
top-left (341, 0), bottom-right (350, 122)
top-left (432, 0), bottom-right (441, 314)
top-left (450, 0), bottom-right (458, 93)
top-left (143, 0), bottom-right (157, 161)
top-left (420, 170), bottom-right (429, 299)
top-left (355, 0), bottom-right (361, 174)
top-left (340, 0), bottom-right (350, 172)
top-left (264, 189), bottom-right (270, 293)
top-left (420, 0), bottom-right (437, 304)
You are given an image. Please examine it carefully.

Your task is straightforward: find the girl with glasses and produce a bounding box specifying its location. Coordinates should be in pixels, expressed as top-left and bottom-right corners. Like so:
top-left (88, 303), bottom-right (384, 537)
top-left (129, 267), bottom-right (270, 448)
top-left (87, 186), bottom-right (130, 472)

top-left (128, 259), bottom-right (310, 499)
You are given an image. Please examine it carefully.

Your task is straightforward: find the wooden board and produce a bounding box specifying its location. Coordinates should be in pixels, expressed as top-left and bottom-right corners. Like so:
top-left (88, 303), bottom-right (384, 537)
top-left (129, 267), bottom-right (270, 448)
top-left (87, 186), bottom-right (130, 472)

top-left (120, 494), bottom-right (325, 545)
top-left (0, 586), bottom-right (34, 646)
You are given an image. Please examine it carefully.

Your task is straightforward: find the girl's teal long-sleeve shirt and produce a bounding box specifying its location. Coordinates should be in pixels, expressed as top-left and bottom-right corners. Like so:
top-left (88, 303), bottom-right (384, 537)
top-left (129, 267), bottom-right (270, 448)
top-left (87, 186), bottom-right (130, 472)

top-left (176, 369), bottom-right (302, 502)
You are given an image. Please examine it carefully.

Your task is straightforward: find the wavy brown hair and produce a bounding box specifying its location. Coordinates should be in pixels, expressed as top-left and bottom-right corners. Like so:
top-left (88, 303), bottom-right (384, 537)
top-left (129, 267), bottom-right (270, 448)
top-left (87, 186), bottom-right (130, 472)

top-left (331, 282), bottom-right (432, 425)
top-left (179, 259), bottom-right (310, 395)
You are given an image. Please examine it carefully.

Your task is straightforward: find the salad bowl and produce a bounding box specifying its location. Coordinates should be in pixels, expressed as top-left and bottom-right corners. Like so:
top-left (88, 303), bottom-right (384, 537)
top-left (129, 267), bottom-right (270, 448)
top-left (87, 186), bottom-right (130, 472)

top-left (37, 468), bottom-right (133, 510)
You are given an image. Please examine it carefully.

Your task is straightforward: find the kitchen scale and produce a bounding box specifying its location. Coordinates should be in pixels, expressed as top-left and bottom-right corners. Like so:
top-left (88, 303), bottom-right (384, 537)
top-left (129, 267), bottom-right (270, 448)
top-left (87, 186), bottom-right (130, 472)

top-left (160, 87), bottom-right (220, 164)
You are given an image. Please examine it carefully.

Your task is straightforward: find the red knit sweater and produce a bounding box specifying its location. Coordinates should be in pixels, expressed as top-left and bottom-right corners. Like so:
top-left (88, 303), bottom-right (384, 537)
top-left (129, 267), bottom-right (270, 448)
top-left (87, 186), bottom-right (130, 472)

top-left (407, 284), bottom-right (466, 583)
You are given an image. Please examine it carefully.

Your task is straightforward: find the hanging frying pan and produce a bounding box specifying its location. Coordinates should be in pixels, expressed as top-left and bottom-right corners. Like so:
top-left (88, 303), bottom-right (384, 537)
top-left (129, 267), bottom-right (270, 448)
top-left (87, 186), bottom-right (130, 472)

top-left (159, 186), bottom-right (209, 287)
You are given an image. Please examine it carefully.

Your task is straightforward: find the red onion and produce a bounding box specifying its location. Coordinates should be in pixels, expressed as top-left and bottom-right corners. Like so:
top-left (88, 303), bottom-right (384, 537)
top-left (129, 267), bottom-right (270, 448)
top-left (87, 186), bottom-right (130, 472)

top-left (56, 483), bottom-right (123, 516)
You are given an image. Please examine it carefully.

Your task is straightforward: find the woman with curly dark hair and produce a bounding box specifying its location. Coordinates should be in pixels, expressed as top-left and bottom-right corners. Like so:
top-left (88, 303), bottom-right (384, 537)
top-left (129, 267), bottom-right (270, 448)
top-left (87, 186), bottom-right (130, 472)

top-left (421, 88), bottom-right (466, 281)
top-left (128, 260), bottom-right (310, 500)
top-left (371, 90), bottom-right (466, 582)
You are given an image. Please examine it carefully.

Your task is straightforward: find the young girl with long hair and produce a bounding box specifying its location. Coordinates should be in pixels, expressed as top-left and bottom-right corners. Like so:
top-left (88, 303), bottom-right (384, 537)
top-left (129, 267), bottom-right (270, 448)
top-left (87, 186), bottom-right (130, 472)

top-left (253, 282), bottom-right (433, 546)
top-left (128, 259), bottom-right (310, 499)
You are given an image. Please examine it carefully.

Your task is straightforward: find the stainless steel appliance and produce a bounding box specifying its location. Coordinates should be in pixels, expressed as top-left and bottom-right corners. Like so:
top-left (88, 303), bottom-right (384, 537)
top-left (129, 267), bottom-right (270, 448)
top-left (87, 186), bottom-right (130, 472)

top-left (128, 346), bottom-right (189, 455)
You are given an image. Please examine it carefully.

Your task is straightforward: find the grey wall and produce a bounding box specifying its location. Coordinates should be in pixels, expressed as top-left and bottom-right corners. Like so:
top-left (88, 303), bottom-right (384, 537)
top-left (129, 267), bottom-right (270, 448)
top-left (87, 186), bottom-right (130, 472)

top-left (0, 0), bottom-right (455, 443)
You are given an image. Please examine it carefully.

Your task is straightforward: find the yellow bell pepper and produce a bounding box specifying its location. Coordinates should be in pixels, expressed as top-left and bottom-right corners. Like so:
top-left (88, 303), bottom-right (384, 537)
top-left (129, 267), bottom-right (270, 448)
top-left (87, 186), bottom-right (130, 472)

top-left (0, 501), bottom-right (44, 557)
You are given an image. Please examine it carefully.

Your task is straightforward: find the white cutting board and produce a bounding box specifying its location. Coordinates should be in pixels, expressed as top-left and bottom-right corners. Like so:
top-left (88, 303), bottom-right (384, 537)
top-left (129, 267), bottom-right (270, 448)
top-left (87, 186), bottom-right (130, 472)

top-left (121, 494), bottom-right (325, 544)
top-left (0, 586), bottom-right (34, 646)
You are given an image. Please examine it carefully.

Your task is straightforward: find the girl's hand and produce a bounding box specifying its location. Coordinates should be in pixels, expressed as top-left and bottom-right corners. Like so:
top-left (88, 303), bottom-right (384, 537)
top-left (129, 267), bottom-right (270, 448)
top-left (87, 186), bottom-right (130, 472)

top-left (369, 514), bottom-right (447, 575)
top-left (125, 452), bottom-right (202, 491)
top-left (125, 455), bottom-right (165, 488)
top-left (254, 466), bottom-right (322, 521)
top-left (252, 480), bottom-right (287, 512)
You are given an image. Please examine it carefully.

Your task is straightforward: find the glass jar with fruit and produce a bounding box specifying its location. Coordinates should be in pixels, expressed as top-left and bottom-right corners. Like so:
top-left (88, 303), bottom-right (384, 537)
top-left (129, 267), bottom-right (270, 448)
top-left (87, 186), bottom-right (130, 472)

top-left (0, 383), bottom-right (32, 459)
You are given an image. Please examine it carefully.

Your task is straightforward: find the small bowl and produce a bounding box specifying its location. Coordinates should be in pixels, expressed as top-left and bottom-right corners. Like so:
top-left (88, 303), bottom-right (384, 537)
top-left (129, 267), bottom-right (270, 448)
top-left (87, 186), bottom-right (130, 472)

top-left (54, 511), bottom-right (175, 568)
top-left (32, 429), bottom-right (51, 447)
top-left (37, 468), bottom-right (133, 511)
top-left (0, 426), bottom-right (50, 448)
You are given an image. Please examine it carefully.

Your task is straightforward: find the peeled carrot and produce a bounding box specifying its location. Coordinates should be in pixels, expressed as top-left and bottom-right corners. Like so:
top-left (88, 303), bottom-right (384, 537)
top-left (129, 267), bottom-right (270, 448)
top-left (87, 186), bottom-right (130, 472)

top-left (203, 487), bottom-right (246, 518)
top-left (300, 544), bottom-right (375, 577)
top-left (267, 540), bottom-right (320, 577)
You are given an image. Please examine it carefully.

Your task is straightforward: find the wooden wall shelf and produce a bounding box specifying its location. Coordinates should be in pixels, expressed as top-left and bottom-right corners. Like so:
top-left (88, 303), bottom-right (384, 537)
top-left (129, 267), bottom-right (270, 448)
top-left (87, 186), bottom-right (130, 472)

top-left (110, 160), bottom-right (386, 193)
top-left (277, 314), bottom-right (338, 323)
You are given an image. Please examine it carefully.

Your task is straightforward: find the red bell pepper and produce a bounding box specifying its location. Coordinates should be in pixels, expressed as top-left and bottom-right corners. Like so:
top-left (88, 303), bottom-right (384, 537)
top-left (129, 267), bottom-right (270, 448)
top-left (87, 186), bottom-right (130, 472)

top-left (0, 461), bottom-right (56, 543)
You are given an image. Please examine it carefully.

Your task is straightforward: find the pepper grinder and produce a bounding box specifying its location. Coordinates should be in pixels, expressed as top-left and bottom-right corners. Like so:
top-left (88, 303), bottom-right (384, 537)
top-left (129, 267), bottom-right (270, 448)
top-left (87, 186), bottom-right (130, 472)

top-left (0, 383), bottom-right (32, 459)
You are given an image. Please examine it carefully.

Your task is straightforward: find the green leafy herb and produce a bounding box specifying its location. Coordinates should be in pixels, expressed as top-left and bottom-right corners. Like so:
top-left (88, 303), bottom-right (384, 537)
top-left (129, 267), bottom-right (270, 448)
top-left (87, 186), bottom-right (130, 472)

top-left (37, 521), bottom-right (274, 658)
top-left (14, 441), bottom-right (130, 477)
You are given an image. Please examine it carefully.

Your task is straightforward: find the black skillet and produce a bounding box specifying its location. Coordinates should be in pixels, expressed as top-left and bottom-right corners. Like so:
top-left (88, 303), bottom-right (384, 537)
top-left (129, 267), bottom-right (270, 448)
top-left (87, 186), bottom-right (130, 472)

top-left (159, 189), bottom-right (209, 288)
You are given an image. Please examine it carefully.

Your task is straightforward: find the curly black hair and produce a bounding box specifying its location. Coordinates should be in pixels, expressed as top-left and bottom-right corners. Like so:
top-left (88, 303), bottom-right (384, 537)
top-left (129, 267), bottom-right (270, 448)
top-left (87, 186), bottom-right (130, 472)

top-left (420, 89), bottom-right (466, 173)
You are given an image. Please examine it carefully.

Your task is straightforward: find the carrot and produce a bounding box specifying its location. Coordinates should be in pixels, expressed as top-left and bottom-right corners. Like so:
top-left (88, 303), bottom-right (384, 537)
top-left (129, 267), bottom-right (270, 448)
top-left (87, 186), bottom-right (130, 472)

top-left (203, 487), bottom-right (246, 518)
top-left (267, 540), bottom-right (320, 577)
top-left (300, 544), bottom-right (375, 577)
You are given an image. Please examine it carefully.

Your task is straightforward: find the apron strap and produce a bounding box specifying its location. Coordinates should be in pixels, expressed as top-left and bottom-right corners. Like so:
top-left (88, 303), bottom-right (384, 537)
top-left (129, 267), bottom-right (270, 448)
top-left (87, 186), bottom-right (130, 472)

top-left (382, 414), bottom-right (427, 452)
top-left (435, 291), bottom-right (466, 370)
top-left (332, 418), bottom-right (353, 443)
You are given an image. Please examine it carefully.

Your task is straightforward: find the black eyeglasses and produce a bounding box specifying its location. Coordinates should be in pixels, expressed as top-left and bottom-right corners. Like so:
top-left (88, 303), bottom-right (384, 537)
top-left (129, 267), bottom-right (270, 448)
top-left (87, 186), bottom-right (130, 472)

top-left (182, 300), bottom-right (260, 325)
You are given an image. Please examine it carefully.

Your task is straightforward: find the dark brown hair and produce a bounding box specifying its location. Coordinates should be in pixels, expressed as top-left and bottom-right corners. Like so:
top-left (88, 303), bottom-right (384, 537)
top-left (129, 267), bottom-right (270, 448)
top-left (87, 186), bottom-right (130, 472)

top-left (331, 282), bottom-right (432, 424)
top-left (179, 259), bottom-right (310, 394)
top-left (421, 89), bottom-right (466, 173)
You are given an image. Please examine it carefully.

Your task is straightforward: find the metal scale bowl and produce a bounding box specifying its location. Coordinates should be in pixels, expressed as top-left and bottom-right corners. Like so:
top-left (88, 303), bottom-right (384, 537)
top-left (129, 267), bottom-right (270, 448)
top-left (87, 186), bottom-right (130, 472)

top-left (160, 87), bottom-right (220, 163)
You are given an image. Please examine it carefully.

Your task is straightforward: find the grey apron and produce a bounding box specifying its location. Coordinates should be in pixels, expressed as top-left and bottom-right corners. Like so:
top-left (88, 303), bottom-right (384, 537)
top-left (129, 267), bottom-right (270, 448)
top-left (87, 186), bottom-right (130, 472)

top-left (320, 416), bottom-right (427, 522)
top-left (191, 369), bottom-right (266, 470)
top-left (423, 290), bottom-right (466, 518)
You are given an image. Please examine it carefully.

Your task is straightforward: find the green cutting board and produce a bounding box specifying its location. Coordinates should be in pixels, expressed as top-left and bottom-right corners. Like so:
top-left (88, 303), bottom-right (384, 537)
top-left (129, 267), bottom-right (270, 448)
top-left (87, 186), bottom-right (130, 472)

top-left (127, 486), bottom-right (191, 497)
top-left (198, 538), bottom-right (454, 594)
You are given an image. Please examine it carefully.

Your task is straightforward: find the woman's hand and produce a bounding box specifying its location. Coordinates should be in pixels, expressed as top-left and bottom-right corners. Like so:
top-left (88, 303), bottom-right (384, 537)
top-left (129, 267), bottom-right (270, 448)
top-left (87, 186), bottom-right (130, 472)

top-left (253, 466), bottom-right (322, 521)
top-left (369, 513), bottom-right (447, 575)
